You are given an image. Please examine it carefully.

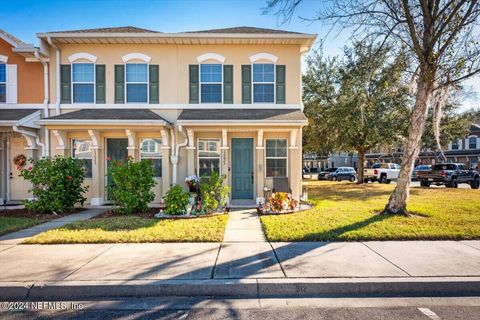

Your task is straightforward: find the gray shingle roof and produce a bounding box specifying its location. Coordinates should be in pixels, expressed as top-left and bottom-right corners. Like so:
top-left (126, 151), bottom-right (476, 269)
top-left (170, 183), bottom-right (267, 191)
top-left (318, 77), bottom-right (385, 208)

top-left (46, 26), bottom-right (160, 34)
top-left (185, 26), bottom-right (303, 34)
top-left (45, 109), bottom-right (168, 121)
top-left (178, 109), bottom-right (307, 122)
top-left (0, 109), bottom-right (38, 121)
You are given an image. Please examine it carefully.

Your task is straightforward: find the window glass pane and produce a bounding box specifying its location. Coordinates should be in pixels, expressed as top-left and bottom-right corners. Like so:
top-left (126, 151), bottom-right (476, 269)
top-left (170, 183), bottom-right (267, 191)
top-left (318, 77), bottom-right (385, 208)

top-left (140, 139), bottom-right (161, 158)
top-left (469, 137), bottom-right (477, 149)
top-left (200, 64), bottom-right (222, 82)
top-left (253, 63), bottom-right (274, 82)
top-left (0, 84), bottom-right (5, 103)
top-left (266, 159), bottom-right (287, 177)
top-left (0, 64), bottom-right (5, 82)
top-left (126, 64), bottom-right (148, 82)
top-left (72, 63), bottom-right (94, 82)
top-left (72, 139), bottom-right (93, 178)
top-left (266, 139), bottom-right (287, 157)
top-left (73, 84), bottom-right (94, 103)
top-left (201, 84), bottom-right (222, 103)
top-left (151, 159), bottom-right (162, 177)
top-left (199, 158), bottom-right (220, 177)
top-left (253, 84), bottom-right (274, 103)
top-left (127, 84), bottom-right (148, 103)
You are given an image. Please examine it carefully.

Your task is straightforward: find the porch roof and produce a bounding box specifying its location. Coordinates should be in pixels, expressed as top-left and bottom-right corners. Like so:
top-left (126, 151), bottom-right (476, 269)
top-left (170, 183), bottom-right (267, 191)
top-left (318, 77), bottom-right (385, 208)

top-left (177, 108), bottom-right (308, 125)
top-left (37, 109), bottom-right (171, 126)
top-left (0, 109), bottom-right (41, 128)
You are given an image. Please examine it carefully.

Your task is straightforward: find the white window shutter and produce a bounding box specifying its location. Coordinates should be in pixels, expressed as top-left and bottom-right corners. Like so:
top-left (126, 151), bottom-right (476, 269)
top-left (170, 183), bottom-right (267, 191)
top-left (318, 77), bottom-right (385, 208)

top-left (6, 64), bottom-right (17, 103)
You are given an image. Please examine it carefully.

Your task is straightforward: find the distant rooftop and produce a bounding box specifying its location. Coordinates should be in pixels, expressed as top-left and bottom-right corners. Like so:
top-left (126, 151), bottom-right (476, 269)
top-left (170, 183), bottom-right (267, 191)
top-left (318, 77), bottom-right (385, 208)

top-left (47, 26), bottom-right (161, 34)
top-left (185, 26), bottom-right (303, 34)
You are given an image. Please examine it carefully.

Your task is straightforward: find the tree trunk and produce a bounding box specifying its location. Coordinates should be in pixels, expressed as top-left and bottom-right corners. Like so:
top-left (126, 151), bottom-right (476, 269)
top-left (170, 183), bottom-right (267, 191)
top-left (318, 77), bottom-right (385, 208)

top-left (357, 149), bottom-right (365, 184)
top-left (382, 76), bottom-right (434, 215)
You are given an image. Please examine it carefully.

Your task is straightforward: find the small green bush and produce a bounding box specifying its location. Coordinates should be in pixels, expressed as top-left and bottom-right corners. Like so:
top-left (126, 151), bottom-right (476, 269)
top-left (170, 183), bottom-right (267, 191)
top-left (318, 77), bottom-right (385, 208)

top-left (20, 156), bottom-right (88, 213)
top-left (200, 171), bottom-right (230, 213)
top-left (163, 184), bottom-right (190, 215)
top-left (107, 158), bottom-right (156, 214)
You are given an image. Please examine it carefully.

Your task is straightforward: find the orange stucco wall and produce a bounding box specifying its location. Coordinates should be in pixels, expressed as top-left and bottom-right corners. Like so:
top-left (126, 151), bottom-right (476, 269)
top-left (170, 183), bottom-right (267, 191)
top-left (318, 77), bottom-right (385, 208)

top-left (0, 39), bottom-right (44, 104)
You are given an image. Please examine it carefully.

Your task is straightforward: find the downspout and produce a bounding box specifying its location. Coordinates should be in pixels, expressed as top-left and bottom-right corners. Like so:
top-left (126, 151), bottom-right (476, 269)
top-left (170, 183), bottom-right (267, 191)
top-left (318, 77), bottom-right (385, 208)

top-left (170, 125), bottom-right (189, 185)
top-left (12, 126), bottom-right (45, 157)
top-left (47, 37), bottom-right (61, 115)
top-left (34, 50), bottom-right (50, 157)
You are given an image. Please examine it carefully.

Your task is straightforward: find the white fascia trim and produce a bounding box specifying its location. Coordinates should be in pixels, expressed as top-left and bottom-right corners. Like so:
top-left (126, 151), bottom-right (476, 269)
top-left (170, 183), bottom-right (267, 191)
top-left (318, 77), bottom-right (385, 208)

top-left (176, 120), bottom-right (308, 126)
top-left (122, 53), bottom-right (152, 63)
top-left (50, 104), bottom-right (301, 109)
top-left (68, 52), bottom-right (98, 63)
top-left (0, 55), bottom-right (8, 63)
top-left (249, 53), bottom-right (278, 63)
top-left (0, 104), bottom-right (43, 109)
top-left (197, 53), bottom-right (225, 63)
top-left (17, 110), bottom-right (42, 129)
top-left (37, 119), bottom-right (170, 126)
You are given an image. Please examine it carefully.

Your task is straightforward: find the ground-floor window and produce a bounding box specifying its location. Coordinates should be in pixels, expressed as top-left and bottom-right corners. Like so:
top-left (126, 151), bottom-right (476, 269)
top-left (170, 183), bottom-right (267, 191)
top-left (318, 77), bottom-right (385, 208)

top-left (72, 139), bottom-right (93, 178)
top-left (140, 138), bottom-right (162, 177)
top-left (265, 138), bottom-right (287, 177)
top-left (198, 139), bottom-right (220, 177)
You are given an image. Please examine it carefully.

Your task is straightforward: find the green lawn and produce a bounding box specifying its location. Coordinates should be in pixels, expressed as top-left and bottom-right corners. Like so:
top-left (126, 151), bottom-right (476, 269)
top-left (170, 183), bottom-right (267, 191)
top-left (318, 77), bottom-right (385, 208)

top-left (0, 217), bottom-right (43, 237)
top-left (261, 181), bottom-right (480, 241)
top-left (25, 214), bottom-right (228, 244)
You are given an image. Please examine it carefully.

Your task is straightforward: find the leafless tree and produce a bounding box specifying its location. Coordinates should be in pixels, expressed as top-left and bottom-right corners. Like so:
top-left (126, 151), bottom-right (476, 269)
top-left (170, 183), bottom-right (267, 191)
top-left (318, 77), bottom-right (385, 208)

top-left (266, 0), bottom-right (480, 215)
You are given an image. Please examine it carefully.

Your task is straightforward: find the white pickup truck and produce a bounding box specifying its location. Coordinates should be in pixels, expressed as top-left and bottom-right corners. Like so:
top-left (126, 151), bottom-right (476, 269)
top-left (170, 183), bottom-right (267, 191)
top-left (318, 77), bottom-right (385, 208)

top-left (364, 163), bottom-right (401, 184)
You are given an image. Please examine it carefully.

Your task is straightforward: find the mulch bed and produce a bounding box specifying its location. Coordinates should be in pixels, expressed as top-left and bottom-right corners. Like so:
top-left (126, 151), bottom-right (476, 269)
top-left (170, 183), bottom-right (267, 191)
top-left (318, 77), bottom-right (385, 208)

top-left (0, 208), bottom-right (84, 220)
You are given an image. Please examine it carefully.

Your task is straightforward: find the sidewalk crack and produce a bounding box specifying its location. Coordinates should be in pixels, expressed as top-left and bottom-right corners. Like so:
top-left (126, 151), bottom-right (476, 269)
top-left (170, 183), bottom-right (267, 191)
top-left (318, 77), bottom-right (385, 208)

top-left (61, 244), bottom-right (114, 280)
top-left (361, 242), bottom-right (412, 277)
top-left (269, 241), bottom-right (287, 278)
top-left (210, 243), bottom-right (222, 279)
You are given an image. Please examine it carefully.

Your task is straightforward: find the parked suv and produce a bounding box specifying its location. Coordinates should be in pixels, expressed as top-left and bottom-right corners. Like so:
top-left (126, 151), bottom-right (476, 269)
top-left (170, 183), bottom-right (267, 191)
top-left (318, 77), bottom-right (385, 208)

top-left (417, 163), bottom-right (480, 189)
top-left (330, 167), bottom-right (357, 182)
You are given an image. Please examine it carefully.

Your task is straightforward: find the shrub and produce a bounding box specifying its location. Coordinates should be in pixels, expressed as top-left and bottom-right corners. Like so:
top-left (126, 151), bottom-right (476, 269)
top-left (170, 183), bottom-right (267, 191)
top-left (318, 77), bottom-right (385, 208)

top-left (107, 158), bottom-right (156, 214)
top-left (200, 171), bottom-right (230, 213)
top-left (20, 156), bottom-right (88, 213)
top-left (163, 184), bottom-right (190, 215)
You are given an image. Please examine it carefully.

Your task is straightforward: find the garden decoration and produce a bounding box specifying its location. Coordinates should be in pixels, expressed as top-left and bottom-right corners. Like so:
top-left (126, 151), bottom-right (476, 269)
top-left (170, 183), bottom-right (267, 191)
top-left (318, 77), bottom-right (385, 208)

top-left (185, 175), bottom-right (199, 192)
top-left (258, 192), bottom-right (299, 214)
top-left (13, 154), bottom-right (27, 168)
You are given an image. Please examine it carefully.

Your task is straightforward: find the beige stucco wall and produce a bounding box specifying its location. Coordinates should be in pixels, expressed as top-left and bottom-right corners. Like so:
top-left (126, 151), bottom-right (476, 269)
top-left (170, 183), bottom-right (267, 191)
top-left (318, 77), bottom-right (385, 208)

top-left (48, 43), bottom-right (302, 105)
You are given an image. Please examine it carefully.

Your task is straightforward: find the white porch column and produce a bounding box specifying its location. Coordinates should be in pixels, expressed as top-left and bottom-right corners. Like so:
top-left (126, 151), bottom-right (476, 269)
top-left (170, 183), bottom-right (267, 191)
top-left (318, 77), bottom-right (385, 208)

top-left (88, 130), bottom-right (104, 205)
top-left (125, 129), bottom-right (137, 160)
top-left (289, 129), bottom-right (301, 200)
top-left (186, 129), bottom-right (196, 176)
top-left (256, 129), bottom-right (265, 201)
top-left (161, 129), bottom-right (171, 196)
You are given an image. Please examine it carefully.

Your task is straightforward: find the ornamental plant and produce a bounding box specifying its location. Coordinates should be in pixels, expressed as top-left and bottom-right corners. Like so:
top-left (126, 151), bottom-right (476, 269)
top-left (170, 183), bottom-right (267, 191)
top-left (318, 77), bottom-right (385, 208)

top-left (20, 156), bottom-right (88, 213)
top-left (163, 184), bottom-right (190, 215)
top-left (106, 158), bottom-right (156, 214)
top-left (200, 171), bottom-right (230, 213)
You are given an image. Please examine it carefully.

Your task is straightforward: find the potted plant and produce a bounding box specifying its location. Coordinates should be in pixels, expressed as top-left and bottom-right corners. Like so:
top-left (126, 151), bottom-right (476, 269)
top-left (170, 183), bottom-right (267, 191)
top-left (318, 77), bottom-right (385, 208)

top-left (185, 175), bottom-right (198, 192)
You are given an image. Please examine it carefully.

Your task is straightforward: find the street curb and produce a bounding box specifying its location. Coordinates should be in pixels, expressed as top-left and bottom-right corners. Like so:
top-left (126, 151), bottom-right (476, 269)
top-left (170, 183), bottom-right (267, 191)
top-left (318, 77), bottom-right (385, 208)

top-left (2, 277), bottom-right (480, 300)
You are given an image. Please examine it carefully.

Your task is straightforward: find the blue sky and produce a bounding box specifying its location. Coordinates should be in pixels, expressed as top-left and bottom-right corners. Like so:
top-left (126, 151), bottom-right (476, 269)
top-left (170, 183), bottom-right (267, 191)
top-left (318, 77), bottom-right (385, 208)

top-left (1, 0), bottom-right (478, 109)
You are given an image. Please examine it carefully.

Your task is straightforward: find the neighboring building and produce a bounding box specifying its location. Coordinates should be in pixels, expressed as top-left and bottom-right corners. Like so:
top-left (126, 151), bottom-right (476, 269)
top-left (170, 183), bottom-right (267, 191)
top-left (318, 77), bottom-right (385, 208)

top-left (303, 152), bottom-right (358, 171)
top-left (365, 121), bottom-right (480, 169)
top-left (1, 26), bottom-right (316, 205)
top-left (0, 29), bottom-right (47, 203)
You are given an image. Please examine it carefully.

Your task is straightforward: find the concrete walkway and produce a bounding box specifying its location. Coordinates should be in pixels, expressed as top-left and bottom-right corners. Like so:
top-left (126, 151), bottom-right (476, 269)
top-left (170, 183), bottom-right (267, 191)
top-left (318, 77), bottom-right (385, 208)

top-left (223, 209), bottom-right (266, 242)
top-left (0, 208), bottom-right (106, 245)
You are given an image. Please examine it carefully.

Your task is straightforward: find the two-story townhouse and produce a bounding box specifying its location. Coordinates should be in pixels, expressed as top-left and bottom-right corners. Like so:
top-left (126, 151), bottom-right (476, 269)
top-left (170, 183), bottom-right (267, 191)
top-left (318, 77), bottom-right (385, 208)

top-left (34, 26), bottom-right (316, 206)
top-left (0, 29), bottom-right (48, 204)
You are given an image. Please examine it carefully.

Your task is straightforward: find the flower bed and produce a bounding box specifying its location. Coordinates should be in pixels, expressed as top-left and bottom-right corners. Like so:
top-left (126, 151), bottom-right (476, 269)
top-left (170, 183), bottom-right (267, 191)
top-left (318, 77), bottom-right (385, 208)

top-left (257, 192), bottom-right (312, 215)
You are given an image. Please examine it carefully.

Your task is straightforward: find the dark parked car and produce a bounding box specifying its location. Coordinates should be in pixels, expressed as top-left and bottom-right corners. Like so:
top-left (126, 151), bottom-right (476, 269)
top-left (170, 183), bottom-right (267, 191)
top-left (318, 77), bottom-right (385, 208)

top-left (417, 163), bottom-right (480, 189)
top-left (324, 167), bottom-right (357, 182)
top-left (412, 165), bottom-right (432, 181)
top-left (318, 167), bottom-right (337, 180)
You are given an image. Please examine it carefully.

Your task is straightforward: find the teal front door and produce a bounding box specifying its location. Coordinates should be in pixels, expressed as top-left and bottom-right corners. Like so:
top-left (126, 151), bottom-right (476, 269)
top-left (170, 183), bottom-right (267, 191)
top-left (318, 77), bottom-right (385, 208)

top-left (232, 138), bottom-right (254, 199)
top-left (106, 138), bottom-right (128, 199)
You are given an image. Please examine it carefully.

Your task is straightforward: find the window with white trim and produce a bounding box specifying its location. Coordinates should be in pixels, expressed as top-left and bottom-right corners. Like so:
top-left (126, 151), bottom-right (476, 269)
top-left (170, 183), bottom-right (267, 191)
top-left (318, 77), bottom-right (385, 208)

top-left (0, 63), bottom-right (7, 103)
top-left (253, 63), bottom-right (275, 103)
top-left (200, 64), bottom-right (222, 103)
top-left (198, 139), bottom-right (220, 177)
top-left (451, 140), bottom-right (459, 150)
top-left (265, 139), bottom-right (287, 177)
top-left (469, 137), bottom-right (477, 149)
top-left (140, 138), bottom-right (162, 177)
top-left (126, 63), bottom-right (148, 103)
top-left (72, 139), bottom-right (93, 178)
top-left (72, 63), bottom-right (95, 103)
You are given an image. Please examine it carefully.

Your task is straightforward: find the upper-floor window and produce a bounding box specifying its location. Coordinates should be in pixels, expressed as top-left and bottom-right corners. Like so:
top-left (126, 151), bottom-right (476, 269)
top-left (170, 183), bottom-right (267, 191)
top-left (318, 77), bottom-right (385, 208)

top-left (200, 64), bottom-right (222, 103)
top-left (72, 63), bottom-right (95, 103)
top-left (126, 63), bottom-right (148, 103)
top-left (451, 140), bottom-right (459, 150)
top-left (469, 136), bottom-right (477, 149)
top-left (253, 63), bottom-right (275, 103)
top-left (0, 63), bottom-right (6, 103)
top-left (140, 138), bottom-right (162, 177)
